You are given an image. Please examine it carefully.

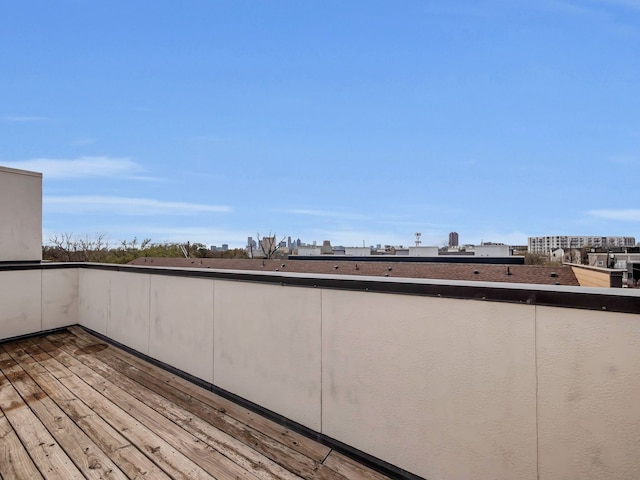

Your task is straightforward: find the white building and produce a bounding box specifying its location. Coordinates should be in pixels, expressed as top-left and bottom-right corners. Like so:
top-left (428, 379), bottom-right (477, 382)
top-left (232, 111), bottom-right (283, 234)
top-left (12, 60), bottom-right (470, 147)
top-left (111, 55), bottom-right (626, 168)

top-left (528, 236), bottom-right (636, 254)
top-left (471, 244), bottom-right (511, 257)
top-left (344, 247), bottom-right (371, 256)
top-left (0, 166), bottom-right (42, 262)
top-left (408, 246), bottom-right (439, 257)
top-left (297, 246), bottom-right (322, 256)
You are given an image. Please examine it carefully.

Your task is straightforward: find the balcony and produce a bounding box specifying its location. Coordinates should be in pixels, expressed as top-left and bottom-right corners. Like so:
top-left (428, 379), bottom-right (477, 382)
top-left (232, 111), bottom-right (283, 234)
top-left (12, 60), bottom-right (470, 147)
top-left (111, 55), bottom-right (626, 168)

top-left (1, 262), bottom-right (640, 479)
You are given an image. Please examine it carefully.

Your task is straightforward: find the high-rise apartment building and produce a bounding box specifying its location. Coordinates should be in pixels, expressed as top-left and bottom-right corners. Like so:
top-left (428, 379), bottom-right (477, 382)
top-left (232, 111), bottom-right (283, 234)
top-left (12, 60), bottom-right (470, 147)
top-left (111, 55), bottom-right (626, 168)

top-left (448, 231), bottom-right (459, 247)
top-left (528, 235), bottom-right (636, 254)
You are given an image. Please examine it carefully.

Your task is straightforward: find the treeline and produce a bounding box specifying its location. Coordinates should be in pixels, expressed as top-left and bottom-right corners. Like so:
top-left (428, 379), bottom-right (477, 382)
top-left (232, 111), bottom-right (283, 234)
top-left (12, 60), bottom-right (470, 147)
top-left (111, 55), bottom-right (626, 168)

top-left (43, 233), bottom-right (247, 264)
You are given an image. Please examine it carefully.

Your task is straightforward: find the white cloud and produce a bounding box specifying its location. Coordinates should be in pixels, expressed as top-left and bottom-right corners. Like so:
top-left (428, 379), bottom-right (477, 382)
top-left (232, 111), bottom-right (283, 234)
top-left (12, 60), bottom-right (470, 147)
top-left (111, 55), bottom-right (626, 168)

top-left (44, 196), bottom-right (231, 216)
top-left (2, 156), bottom-right (141, 179)
top-left (588, 209), bottom-right (640, 221)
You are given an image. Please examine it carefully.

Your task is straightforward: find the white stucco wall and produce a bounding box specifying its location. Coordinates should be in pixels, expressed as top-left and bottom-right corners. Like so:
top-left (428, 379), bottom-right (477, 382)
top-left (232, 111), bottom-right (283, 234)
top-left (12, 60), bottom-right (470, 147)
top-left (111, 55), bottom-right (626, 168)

top-left (36, 267), bottom-right (640, 480)
top-left (297, 246), bottom-right (322, 256)
top-left (42, 268), bottom-right (79, 330)
top-left (473, 244), bottom-right (511, 257)
top-left (0, 270), bottom-right (43, 339)
top-left (0, 268), bottom-right (78, 341)
top-left (536, 306), bottom-right (640, 480)
top-left (149, 275), bottom-right (214, 383)
top-left (214, 280), bottom-right (322, 430)
top-left (322, 289), bottom-right (537, 480)
top-left (344, 247), bottom-right (371, 256)
top-left (0, 166), bottom-right (42, 262)
top-left (108, 271), bottom-right (151, 354)
top-left (408, 246), bottom-right (439, 256)
top-left (78, 268), bottom-right (110, 335)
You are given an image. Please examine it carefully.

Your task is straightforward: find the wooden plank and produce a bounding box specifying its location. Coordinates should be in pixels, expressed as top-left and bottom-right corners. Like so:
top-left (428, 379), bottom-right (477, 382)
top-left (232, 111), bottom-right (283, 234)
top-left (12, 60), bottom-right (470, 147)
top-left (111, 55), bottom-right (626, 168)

top-left (56, 335), bottom-right (305, 480)
top-left (68, 325), bottom-right (331, 462)
top-left (35, 335), bottom-right (267, 480)
top-left (0, 370), bottom-right (84, 479)
top-left (112, 358), bottom-right (350, 480)
top-left (49, 329), bottom-right (391, 480)
top-left (4, 342), bottom-right (172, 480)
top-left (0, 411), bottom-right (44, 480)
top-left (3, 343), bottom-right (170, 480)
top-left (64, 328), bottom-right (353, 480)
top-left (0, 346), bottom-right (127, 480)
top-left (24, 341), bottom-right (217, 480)
top-left (323, 451), bottom-right (392, 480)
top-left (67, 331), bottom-right (325, 478)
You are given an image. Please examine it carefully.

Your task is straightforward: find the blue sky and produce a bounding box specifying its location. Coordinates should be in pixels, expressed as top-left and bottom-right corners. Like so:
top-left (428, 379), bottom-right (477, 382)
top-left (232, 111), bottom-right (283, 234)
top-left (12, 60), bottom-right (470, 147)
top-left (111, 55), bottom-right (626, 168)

top-left (2, 0), bottom-right (639, 248)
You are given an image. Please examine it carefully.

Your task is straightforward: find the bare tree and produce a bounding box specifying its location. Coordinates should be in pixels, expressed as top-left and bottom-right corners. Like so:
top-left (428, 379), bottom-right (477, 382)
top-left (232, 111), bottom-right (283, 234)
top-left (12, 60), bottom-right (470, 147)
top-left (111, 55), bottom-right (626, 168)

top-left (256, 232), bottom-right (286, 259)
top-left (77, 233), bottom-right (109, 262)
top-left (49, 233), bottom-right (78, 262)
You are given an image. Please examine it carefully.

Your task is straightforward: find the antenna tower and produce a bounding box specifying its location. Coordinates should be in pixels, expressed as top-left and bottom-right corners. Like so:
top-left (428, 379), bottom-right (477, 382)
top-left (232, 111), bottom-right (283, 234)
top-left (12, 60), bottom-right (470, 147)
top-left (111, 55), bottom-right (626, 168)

top-left (415, 232), bottom-right (422, 247)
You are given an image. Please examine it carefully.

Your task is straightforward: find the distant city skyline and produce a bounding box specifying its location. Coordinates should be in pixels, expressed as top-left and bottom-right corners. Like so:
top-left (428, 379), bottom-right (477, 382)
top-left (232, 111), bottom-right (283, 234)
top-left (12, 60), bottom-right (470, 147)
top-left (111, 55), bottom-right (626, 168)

top-left (2, 1), bottom-right (639, 248)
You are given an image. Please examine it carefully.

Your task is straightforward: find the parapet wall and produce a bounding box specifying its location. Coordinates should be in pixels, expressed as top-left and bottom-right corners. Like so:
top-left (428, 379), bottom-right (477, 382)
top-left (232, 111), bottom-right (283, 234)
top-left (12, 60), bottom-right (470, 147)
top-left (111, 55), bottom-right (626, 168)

top-left (1, 263), bottom-right (639, 480)
top-left (0, 265), bottom-right (78, 339)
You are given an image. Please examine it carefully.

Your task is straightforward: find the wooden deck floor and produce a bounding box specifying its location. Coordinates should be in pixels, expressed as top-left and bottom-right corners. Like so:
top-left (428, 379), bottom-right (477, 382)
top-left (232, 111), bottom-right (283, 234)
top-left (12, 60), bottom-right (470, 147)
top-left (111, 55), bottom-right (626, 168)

top-left (0, 327), bottom-right (391, 480)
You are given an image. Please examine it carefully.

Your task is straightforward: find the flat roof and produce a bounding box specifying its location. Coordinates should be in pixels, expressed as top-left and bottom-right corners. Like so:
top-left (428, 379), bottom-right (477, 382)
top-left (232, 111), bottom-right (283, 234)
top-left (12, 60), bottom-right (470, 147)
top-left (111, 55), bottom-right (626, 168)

top-left (128, 257), bottom-right (575, 286)
top-left (0, 165), bottom-right (43, 177)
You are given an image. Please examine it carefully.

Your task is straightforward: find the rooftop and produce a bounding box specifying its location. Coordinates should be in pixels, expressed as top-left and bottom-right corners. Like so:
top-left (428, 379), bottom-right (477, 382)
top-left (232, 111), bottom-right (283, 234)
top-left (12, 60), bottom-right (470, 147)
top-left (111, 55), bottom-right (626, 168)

top-left (0, 327), bottom-right (391, 480)
top-left (128, 257), bottom-right (580, 286)
top-left (3, 167), bottom-right (640, 479)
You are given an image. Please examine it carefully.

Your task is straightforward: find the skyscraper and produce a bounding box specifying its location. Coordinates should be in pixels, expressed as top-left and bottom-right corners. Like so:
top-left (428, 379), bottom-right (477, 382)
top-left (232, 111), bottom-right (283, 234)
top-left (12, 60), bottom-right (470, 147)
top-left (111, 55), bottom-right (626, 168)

top-left (449, 231), bottom-right (459, 247)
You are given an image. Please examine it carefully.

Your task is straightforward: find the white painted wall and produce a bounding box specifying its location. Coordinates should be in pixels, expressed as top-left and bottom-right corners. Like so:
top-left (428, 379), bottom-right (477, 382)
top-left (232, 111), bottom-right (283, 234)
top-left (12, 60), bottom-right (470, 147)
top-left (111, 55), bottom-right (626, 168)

top-left (0, 166), bottom-right (42, 262)
top-left (473, 244), bottom-right (511, 257)
top-left (408, 246), bottom-right (439, 256)
top-left (0, 270), bottom-right (43, 339)
top-left (107, 271), bottom-right (150, 354)
top-left (344, 247), bottom-right (371, 256)
top-left (322, 289), bottom-right (537, 480)
top-left (78, 268), bottom-right (110, 335)
top-left (297, 246), bottom-right (322, 256)
top-left (4, 266), bottom-right (637, 480)
top-left (42, 268), bottom-right (79, 330)
top-left (0, 268), bottom-right (78, 341)
top-left (536, 306), bottom-right (640, 480)
top-left (77, 270), bottom-right (216, 383)
top-left (149, 275), bottom-right (214, 383)
top-left (71, 269), bottom-right (640, 480)
top-left (214, 280), bottom-right (322, 430)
